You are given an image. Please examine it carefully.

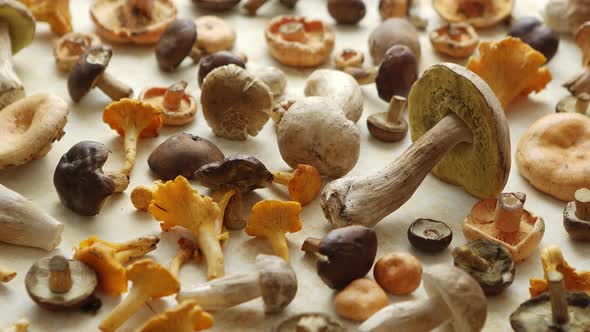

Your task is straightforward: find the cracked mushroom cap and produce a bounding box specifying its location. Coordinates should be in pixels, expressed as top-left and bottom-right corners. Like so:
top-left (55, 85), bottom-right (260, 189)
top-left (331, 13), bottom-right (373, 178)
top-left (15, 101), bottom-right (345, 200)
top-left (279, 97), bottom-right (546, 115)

top-left (0, 94), bottom-right (69, 170)
top-left (103, 98), bottom-right (163, 138)
top-left (201, 64), bottom-right (273, 140)
top-left (256, 254), bottom-right (298, 314)
top-left (0, 0), bottom-right (35, 54)
top-left (193, 155), bottom-right (273, 193)
top-left (516, 113), bottom-right (590, 202)
top-left (433, 0), bottom-right (514, 28)
top-left (408, 63), bottom-right (511, 199)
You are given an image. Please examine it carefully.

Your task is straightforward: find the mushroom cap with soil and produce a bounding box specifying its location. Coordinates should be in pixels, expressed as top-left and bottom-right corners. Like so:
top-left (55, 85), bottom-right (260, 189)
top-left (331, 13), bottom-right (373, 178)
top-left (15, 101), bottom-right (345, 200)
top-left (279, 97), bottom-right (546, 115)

top-left (139, 81), bottom-right (198, 126)
top-left (433, 0), bottom-right (514, 28)
top-left (155, 19), bottom-right (197, 71)
top-left (429, 22), bottom-right (479, 59)
top-left (201, 64), bottom-right (272, 140)
top-left (508, 16), bottom-right (559, 62)
top-left (53, 32), bottom-right (101, 72)
top-left (516, 112), bottom-right (590, 202)
top-left (368, 18), bottom-right (420, 64)
top-left (407, 218), bottom-right (453, 252)
top-left (0, 94), bottom-right (69, 170)
top-left (304, 69), bottom-right (363, 123)
top-left (564, 188), bottom-right (590, 240)
top-left (194, 15), bottom-right (236, 53)
top-left (334, 278), bottom-right (389, 321)
top-left (273, 312), bottom-right (344, 332)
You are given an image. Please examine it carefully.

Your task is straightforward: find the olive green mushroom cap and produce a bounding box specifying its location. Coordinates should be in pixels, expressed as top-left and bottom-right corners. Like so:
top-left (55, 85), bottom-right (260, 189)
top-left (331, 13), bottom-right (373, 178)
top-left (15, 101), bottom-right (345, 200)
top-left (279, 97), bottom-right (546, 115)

top-left (0, 0), bottom-right (35, 54)
top-left (408, 63), bottom-right (511, 199)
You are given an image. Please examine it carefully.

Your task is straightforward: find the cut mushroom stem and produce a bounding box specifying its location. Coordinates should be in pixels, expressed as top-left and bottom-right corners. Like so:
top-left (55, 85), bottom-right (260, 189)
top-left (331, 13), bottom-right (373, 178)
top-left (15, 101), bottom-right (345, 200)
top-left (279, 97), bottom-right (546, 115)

top-left (576, 93), bottom-right (590, 114)
top-left (279, 22), bottom-right (306, 42)
top-left (162, 81), bottom-right (188, 110)
top-left (301, 237), bottom-right (321, 254)
top-left (548, 270), bottom-right (569, 325)
top-left (575, 188), bottom-right (590, 220)
top-left (0, 266), bottom-right (16, 283)
top-left (452, 246), bottom-right (489, 272)
top-left (493, 192), bottom-right (526, 233)
top-left (49, 256), bottom-right (73, 293)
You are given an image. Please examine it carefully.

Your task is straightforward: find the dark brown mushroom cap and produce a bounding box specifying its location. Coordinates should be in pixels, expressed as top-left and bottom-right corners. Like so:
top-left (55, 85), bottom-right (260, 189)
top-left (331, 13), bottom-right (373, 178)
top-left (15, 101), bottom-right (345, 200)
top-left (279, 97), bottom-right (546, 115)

top-left (67, 45), bottom-right (112, 102)
top-left (510, 292), bottom-right (590, 331)
top-left (193, 155), bottom-right (273, 193)
top-left (155, 19), bottom-right (197, 71)
top-left (280, 0), bottom-right (298, 8)
top-left (508, 16), bottom-right (559, 62)
top-left (193, 0), bottom-right (240, 10)
top-left (148, 134), bottom-right (224, 180)
top-left (453, 239), bottom-right (515, 295)
top-left (376, 45), bottom-right (418, 101)
top-left (198, 51), bottom-right (246, 84)
top-left (327, 0), bottom-right (367, 25)
top-left (53, 141), bottom-right (116, 216)
top-left (564, 201), bottom-right (590, 241)
top-left (317, 225), bottom-right (377, 290)
top-left (407, 218), bottom-right (453, 253)
top-left (256, 254), bottom-right (298, 314)
top-left (273, 312), bottom-right (345, 332)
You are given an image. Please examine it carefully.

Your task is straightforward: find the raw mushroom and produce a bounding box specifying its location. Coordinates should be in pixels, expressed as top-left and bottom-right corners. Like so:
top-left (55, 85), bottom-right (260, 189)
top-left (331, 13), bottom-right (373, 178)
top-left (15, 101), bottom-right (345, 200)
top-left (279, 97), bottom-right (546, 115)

top-left (0, 265), bottom-right (16, 282)
top-left (148, 133), bottom-right (224, 180)
top-left (130, 181), bottom-right (161, 212)
top-left (0, 94), bottom-right (69, 170)
top-left (327, 0), bottom-right (366, 25)
top-left (26, 255), bottom-right (98, 311)
top-left (301, 225), bottom-right (377, 289)
top-left (277, 97), bottom-right (361, 178)
top-left (321, 63), bottom-right (510, 228)
top-left (90, 0), bottom-right (177, 45)
top-left (564, 22), bottom-right (590, 97)
top-left (509, 16), bottom-right (559, 62)
top-left (556, 93), bottom-right (590, 115)
top-left (68, 45), bottom-right (134, 102)
top-left (373, 253), bottom-right (422, 295)
top-left (201, 64), bottom-right (272, 140)
top-left (194, 16), bottom-right (236, 54)
top-left (169, 238), bottom-right (199, 278)
top-left (429, 22), bottom-right (479, 59)
top-left (564, 188), bottom-right (590, 240)
top-left (155, 19), bottom-right (199, 71)
top-left (265, 15), bottom-right (335, 67)
top-left (433, 0), bottom-right (514, 28)
top-left (178, 254), bottom-right (298, 314)
top-left (243, 0), bottom-right (297, 15)
top-left (18, 0), bottom-right (70, 35)
top-left (304, 69), bottom-right (364, 123)
top-left (193, 0), bottom-right (240, 11)
top-left (0, 0), bottom-right (35, 109)
top-left (139, 81), bottom-right (198, 126)
top-left (543, 0), bottom-right (569, 33)
top-left (453, 239), bottom-right (515, 295)
top-left (463, 192), bottom-right (545, 262)
top-left (254, 67), bottom-right (287, 98)
top-left (367, 96), bottom-right (408, 142)
top-left (53, 32), bottom-right (101, 72)
top-left (359, 264), bottom-right (487, 332)
top-left (369, 18), bottom-right (420, 64)
top-left (198, 51), bottom-right (247, 85)
top-left (407, 218), bottom-right (452, 252)
top-left (516, 113), bottom-right (590, 201)
top-left (271, 99), bottom-right (295, 126)
top-left (0, 184), bottom-right (63, 251)
top-left (136, 300), bottom-right (213, 332)
top-left (529, 245), bottom-right (590, 297)
top-left (334, 278), bottom-right (388, 321)
top-left (272, 164), bottom-right (322, 205)
top-left (334, 48), bottom-right (364, 70)
top-left (273, 313), bottom-right (344, 332)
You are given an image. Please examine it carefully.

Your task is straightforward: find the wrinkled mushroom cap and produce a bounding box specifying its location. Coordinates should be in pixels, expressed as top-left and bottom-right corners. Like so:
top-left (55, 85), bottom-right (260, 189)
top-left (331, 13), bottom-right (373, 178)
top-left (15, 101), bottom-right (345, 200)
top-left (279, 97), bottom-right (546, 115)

top-left (510, 292), bottom-right (590, 331)
top-left (194, 15), bottom-right (236, 53)
top-left (409, 63), bottom-right (511, 199)
top-left (201, 64), bottom-right (272, 140)
top-left (139, 83), bottom-right (198, 126)
top-left (103, 99), bottom-right (163, 138)
top-left (53, 32), bottom-right (101, 72)
top-left (127, 259), bottom-right (180, 297)
top-left (256, 254), bottom-right (298, 314)
top-left (67, 45), bottom-right (112, 102)
top-left (433, 0), bottom-right (514, 28)
top-left (155, 19), bottom-right (197, 71)
top-left (516, 113), bottom-right (590, 202)
top-left (429, 22), bottom-right (479, 59)
top-left (0, 0), bottom-right (35, 54)
top-left (193, 155), bottom-right (273, 193)
top-left (369, 18), bottom-right (420, 64)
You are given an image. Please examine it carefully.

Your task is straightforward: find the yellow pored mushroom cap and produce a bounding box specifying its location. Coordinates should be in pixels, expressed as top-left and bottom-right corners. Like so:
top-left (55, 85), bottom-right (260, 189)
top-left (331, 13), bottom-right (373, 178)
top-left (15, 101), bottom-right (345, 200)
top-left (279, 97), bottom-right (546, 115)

top-left (529, 245), bottom-right (590, 297)
top-left (288, 164), bottom-right (322, 205)
top-left (73, 239), bottom-right (127, 295)
top-left (246, 200), bottom-right (302, 237)
top-left (103, 98), bottom-right (163, 138)
top-left (136, 300), bottom-right (214, 332)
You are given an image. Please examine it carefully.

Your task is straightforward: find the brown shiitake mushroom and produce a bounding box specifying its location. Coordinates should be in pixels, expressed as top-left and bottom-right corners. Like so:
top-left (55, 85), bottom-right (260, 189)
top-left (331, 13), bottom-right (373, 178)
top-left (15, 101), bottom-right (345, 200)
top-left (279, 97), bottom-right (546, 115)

top-left (369, 18), bottom-right (420, 64)
top-left (327, 0), bottom-right (366, 25)
top-left (375, 45), bottom-right (418, 101)
top-left (429, 22), bottom-right (479, 59)
top-left (367, 95), bottom-right (408, 142)
top-left (374, 252), bottom-right (422, 295)
top-left (564, 188), bottom-right (590, 240)
top-left (407, 218), bottom-right (453, 252)
top-left (155, 19), bottom-right (199, 71)
top-left (198, 51), bottom-right (247, 84)
top-left (509, 16), bottom-right (559, 62)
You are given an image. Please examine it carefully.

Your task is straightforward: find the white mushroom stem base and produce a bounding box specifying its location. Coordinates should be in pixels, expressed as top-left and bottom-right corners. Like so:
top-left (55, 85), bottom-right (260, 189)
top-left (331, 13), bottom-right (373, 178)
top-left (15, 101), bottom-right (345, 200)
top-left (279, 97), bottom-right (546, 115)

top-left (359, 296), bottom-right (451, 332)
top-left (0, 22), bottom-right (25, 109)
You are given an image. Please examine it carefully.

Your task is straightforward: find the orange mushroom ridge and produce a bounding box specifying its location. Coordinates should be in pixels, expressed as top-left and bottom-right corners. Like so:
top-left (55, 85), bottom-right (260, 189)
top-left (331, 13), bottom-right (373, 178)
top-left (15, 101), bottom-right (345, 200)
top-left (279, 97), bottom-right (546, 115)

top-left (529, 245), bottom-right (590, 297)
top-left (272, 164), bottom-right (322, 205)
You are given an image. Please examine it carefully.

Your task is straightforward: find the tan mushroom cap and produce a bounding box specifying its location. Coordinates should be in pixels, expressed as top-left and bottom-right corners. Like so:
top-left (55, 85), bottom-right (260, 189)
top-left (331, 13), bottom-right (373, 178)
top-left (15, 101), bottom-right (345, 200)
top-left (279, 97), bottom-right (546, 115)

top-left (90, 0), bottom-right (177, 45)
top-left (429, 22), bottom-right (479, 59)
top-left (194, 15), bottom-right (236, 53)
top-left (433, 0), bottom-right (514, 28)
top-left (0, 94), bottom-right (69, 170)
top-left (575, 21), bottom-right (590, 66)
top-left (139, 81), bottom-right (197, 126)
top-left (516, 113), bottom-right (590, 202)
top-left (265, 15), bottom-right (335, 67)
top-left (53, 32), bottom-right (101, 72)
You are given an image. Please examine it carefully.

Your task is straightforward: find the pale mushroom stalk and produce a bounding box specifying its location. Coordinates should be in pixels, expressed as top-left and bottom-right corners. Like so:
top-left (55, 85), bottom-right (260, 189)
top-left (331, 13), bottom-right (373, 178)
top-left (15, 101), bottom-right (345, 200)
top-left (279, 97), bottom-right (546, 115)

top-left (169, 239), bottom-right (197, 278)
top-left (548, 270), bottom-right (569, 325)
top-left (494, 192), bottom-right (526, 233)
top-left (386, 96), bottom-right (404, 123)
top-left (48, 255), bottom-right (72, 293)
top-left (111, 236), bottom-right (161, 264)
top-left (576, 188), bottom-right (590, 219)
top-left (0, 21), bottom-right (23, 107)
top-left (121, 127), bottom-right (140, 175)
top-left (194, 223), bottom-right (224, 279)
top-left (101, 283), bottom-right (152, 330)
top-left (0, 265), bottom-right (16, 282)
top-left (97, 73), bottom-right (134, 102)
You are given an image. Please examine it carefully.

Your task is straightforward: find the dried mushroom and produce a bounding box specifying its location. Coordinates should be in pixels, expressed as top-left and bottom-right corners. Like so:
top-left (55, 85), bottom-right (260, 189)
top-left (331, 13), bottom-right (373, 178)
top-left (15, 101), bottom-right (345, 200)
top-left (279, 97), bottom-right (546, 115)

top-left (369, 18), bottom-right (420, 64)
top-left (18, 0), bottom-right (70, 35)
top-left (509, 16), bottom-right (559, 62)
top-left (136, 300), bottom-right (213, 332)
top-left (530, 245), bottom-right (590, 297)
top-left (327, 0), bottom-right (366, 25)
top-left (429, 22), bottom-right (479, 59)
top-left (139, 81), bottom-right (197, 126)
top-left (433, 0), bottom-right (513, 28)
top-left (53, 32), bottom-right (101, 72)
top-left (273, 313), bottom-right (344, 332)
top-left (407, 218), bottom-right (452, 252)
top-left (564, 188), bottom-right (590, 240)
top-left (334, 278), bottom-right (388, 321)
top-left (374, 253), bottom-right (422, 295)
top-left (272, 164), bottom-right (321, 205)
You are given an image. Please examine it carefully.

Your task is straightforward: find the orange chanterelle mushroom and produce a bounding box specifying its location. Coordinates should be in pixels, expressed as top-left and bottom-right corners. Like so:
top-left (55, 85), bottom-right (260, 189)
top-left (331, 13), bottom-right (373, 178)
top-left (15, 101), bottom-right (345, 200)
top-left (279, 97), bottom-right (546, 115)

top-left (463, 192), bottom-right (545, 262)
top-left (529, 245), bottom-right (590, 297)
top-left (19, 0), bottom-right (72, 36)
top-left (433, 0), bottom-right (513, 28)
top-left (265, 15), bottom-right (335, 67)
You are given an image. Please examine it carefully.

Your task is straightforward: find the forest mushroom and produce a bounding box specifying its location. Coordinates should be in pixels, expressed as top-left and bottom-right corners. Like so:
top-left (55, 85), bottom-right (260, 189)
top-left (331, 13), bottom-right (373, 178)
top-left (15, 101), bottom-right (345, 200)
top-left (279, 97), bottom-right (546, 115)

top-left (0, 94), bottom-right (69, 170)
top-left (246, 200), bottom-right (302, 262)
top-left (139, 81), bottom-right (197, 126)
top-left (304, 69), bottom-right (364, 123)
top-left (326, 0), bottom-right (366, 25)
top-left (277, 97), bottom-right (361, 178)
top-left (194, 16), bottom-right (235, 54)
top-left (193, 0), bottom-right (240, 11)
top-left (18, 0), bottom-right (70, 35)
top-left (463, 192), bottom-right (545, 262)
top-left (564, 188), bottom-right (590, 240)
top-left (155, 19), bottom-right (199, 71)
top-left (334, 48), bottom-right (364, 70)
top-left (130, 181), bottom-right (161, 212)
top-left (301, 225), bottom-right (376, 289)
top-left (433, 0), bottom-right (513, 28)
top-left (148, 133), bottom-right (224, 180)
top-left (509, 16), bottom-right (559, 62)
top-left (273, 313), bottom-right (344, 332)
top-left (0, 184), bottom-right (63, 251)
top-left (0, 265), bottom-right (15, 282)
top-left (265, 15), bottom-right (335, 67)
top-left (563, 22), bottom-right (590, 97)
top-left (177, 254), bottom-right (297, 314)
top-left (53, 32), bottom-right (101, 72)
top-left (452, 239), bottom-right (515, 295)
top-left (407, 218), bottom-right (452, 252)
top-left (369, 18), bottom-right (420, 64)
top-left (379, 0), bottom-right (409, 18)
top-left (466, 37), bottom-right (551, 110)
top-left (201, 65), bottom-right (272, 140)
top-left (169, 238), bottom-right (199, 278)
top-left (0, 318), bottom-right (28, 332)
top-left (556, 93), bottom-right (590, 115)
top-left (516, 113), bottom-right (590, 201)
top-left (543, 0), bottom-right (590, 34)
top-left (0, 0), bottom-right (35, 109)
top-left (136, 300), bottom-right (213, 332)
top-left (373, 252), bottom-right (422, 295)
top-left (25, 255), bottom-right (98, 311)
top-left (254, 67), bottom-right (286, 98)
top-left (321, 63), bottom-right (510, 228)
top-left (272, 164), bottom-right (322, 205)
top-left (198, 51), bottom-right (247, 84)
top-left (334, 278), bottom-right (388, 321)
top-left (529, 245), bottom-right (590, 297)
top-left (90, 0), bottom-right (177, 45)
top-left (367, 96), bottom-right (408, 142)
top-left (194, 155), bottom-right (274, 230)
top-left (359, 264), bottom-right (487, 332)
top-left (429, 22), bottom-right (479, 59)
top-left (73, 235), bottom-right (159, 295)
top-left (68, 45), bottom-right (134, 102)
top-left (99, 259), bottom-right (180, 332)
top-left (243, 0), bottom-right (297, 16)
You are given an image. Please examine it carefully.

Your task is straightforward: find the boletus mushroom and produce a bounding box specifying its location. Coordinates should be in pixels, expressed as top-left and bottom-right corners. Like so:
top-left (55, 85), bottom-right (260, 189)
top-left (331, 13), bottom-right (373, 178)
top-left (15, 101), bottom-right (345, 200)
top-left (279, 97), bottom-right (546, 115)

top-left (367, 95), bottom-right (408, 142)
top-left (322, 63), bottom-right (510, 228)
top-left (374, 253), bottom-right (422, 296)
top-left (564, 188), bottom-right (590, 240)
top-left (18, 0), bottom-right (71, 36)
top-left (155, 19), bottom-right (199, 71)
top-left (433, 0), bottom-right (513, 28)
top-left (139, 81), bottom-right (198, 126)
top-left (25, 255), bottom-right (98, 311)
top-left (90, 0), bottom-right (177, 45)
top-left (407, 218), bottom-right (453, 252)
top-left (334, 278), bottom-right (389, 321)
top-left (178, 254), bottom-right (297, 314)
top-left (359, 264), bottom-right (487, 332)
top-left (453, 239), bottom-right (515, 295)
top-left (53, 32), bottom-right (101, 72)
top-left (265, 15), bottom-right (335, 67)
top-left (327, 0), bottom-right (366, 25)
top-left (369, 18), bottom-right (420, 64)
top-left (198, 51), bottom-right (247, 85)
top-left (301, 225), bottom-right (377, 289)
top-left (429, 22), bottom-right (479, 59)
top-left (273, 313), bottom-right (344, 332)
top-left (556, 93), bottom-right (590, 116)
top-left (509, 16), bottom-right (559, 62)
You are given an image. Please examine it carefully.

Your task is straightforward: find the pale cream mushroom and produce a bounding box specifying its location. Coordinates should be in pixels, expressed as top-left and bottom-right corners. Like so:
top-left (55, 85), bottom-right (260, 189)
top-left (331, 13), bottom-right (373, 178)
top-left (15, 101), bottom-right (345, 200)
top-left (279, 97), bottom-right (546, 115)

top-left (254, 67), bottom-right (287, 98)
top-left (194, 15), bottom-right (236, 54)
top-left (544, 0), bottom-right (569, 33)
top-left (52, 32), bottom-right (101, 72)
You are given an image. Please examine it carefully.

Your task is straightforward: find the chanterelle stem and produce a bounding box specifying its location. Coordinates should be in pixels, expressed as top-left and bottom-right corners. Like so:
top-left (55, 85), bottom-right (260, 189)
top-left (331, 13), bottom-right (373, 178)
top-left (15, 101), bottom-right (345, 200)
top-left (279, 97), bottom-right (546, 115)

top-left (322, 113), bottom-right (473, 228)
top-left (0, 21), bottom-right (24, 108)
top-left (272, 171), bottom-right (294, 186)
top-left (99, 286), bottom-right (147, 331)
top-left (177, 272), bottom-right (261, 310)
top-left (575, 188), bottom-right (590, 220)
top-left (493, 192), bottom-right (526, 233)
top-left (121, 126), bottom-right (139, 175)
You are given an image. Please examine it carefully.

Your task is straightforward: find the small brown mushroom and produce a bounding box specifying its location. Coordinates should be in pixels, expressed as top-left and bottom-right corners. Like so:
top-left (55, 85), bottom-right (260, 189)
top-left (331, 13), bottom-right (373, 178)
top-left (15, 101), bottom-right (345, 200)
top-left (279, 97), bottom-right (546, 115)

top-left (433, 0), bottom-right (514, 28)
top-left (193, 0), bottom-right (240, 10)
top-left (564, 188), bottom-right (590, 240)
top-left (374, 252), bottom-right (422, 295)
top-left (155, 19), bottom-right (199, 71)
top-left (194, 16), bottom-right (236, 54)
top-left (198, 51), bottom-right (247, 85)
top-left (53, 32), bottom-right (101, 72)
top-left (375, 45), bottom-right (418, 101)
top-left (556, 93), bottom-right (590, 116)
top-left (334, 278), bottom-right (389, 321)
top-left (369, 18), bottom-right (420, 64)
top-left (509, 16), bottom-right (559, 62)
top-left (407, 218), bottom-right (453, 252)
top-left (429, 22), bottom-right (479, 59)
top-left (327, 0), bottom-right (366, 25)
top-left (273, 313), bottom-right (344, 332)
top-left (367, 96), bottom-right (408, 142)
top-left (139, 81), bottom-right (197, 126)
top-left (334, 48), bottom-right (364, 70)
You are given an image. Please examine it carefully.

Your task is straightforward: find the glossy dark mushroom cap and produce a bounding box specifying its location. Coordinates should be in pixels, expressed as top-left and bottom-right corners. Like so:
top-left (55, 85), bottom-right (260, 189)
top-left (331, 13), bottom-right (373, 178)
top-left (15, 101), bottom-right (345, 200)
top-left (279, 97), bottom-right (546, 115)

top-left (198, 51), bottom-right (246, 84)
top-left (193, 155), bottom-right (273, 192)
top-left (509, 16), bottom-right (559, 62)
top-left (407, 218), bottom-right (453, 252)
top-left (563, 200), bottom-right (590, 241)
top-left (193, 0), bottom-right (241, 10)
top-left (510, 292), bottom-right (590, 331)
top-left (148, 134), bottom-right (225, 180)
top-left (375, 45), bottom-right (418, 102)
top-left (67, 45), bottom-right (112, 102)
top-left (155, 19), bottom-right (197, 71)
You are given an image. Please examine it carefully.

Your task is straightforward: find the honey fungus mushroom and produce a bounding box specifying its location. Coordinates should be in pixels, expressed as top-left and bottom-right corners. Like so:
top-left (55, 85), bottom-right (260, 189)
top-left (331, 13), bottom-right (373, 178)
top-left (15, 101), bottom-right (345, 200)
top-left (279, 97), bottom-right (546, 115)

top-left (516, 113), bottom-right (590, 201)
top-left (564, 188), bottom-right (590, 240)
top-left (265, 16), bottom-right (335, 68)
top-left (433, 0), bottom-right (514, 28)
top-left (53, 32), bottom-right (101, 72)
top-left (369, 18), bottom-right (420, 64)
top-left (429, 22), bottom-right (479, 59)
top-left (139, 81), bottom-right (197, 126)
top-left (304, 69), bottom-right (363, 123)
top-left (90, 0), bottom-right (177, 45)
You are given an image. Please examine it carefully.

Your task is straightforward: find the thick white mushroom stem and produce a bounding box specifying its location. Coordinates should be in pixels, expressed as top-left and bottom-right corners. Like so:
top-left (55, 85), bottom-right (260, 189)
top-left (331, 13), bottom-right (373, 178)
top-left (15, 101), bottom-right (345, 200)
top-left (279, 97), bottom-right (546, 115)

top-left (0, 265), bottom-right (16, 283)
top-left (96, 73), bottom-right (133, 101)
top-left (548, 270), bottom-right (569, 325)
top-left (493, 192), bottom-right (526, 233)
top-left (48, 256), bottom-right (72, 293)
top-left (575, 188), bottom-right (590, 220)
top-left (343, 66), bottom-right (378, 85)
top-left (162, 81), bottom-right (188, 110)
top-left (243, 0), bottom-right (269, 15)
top-left (322, 113), bottom-right (473, 228)
top-left (387, 96), bottom-right (406, 123)
top-left (278, 22), bottom-right (306, 42)
top-left (177, 272), bottom-right (261, 310)
top-left (0, 22), bottom-right (24, 109)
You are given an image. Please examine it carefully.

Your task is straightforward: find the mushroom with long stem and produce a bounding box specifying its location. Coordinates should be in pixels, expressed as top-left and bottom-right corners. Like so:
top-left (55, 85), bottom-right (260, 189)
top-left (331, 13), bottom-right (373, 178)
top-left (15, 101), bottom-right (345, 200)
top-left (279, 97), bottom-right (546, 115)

top-left (272, 164), bottom-right (322, 205)
top-left (367, 96), bottom-right (408, 142)
top-left (564, 188), bottom-right (590, 240)
top-left (169, 238), bottom-right (200, 279)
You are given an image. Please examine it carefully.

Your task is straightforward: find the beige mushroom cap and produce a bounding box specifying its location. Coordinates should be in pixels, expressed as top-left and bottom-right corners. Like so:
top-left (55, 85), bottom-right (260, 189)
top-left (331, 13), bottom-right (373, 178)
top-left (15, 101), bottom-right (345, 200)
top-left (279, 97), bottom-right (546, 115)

top-left (433, 0), bottom-right (514, 28)
top-left (195, 15), bottom-right (236, 53)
